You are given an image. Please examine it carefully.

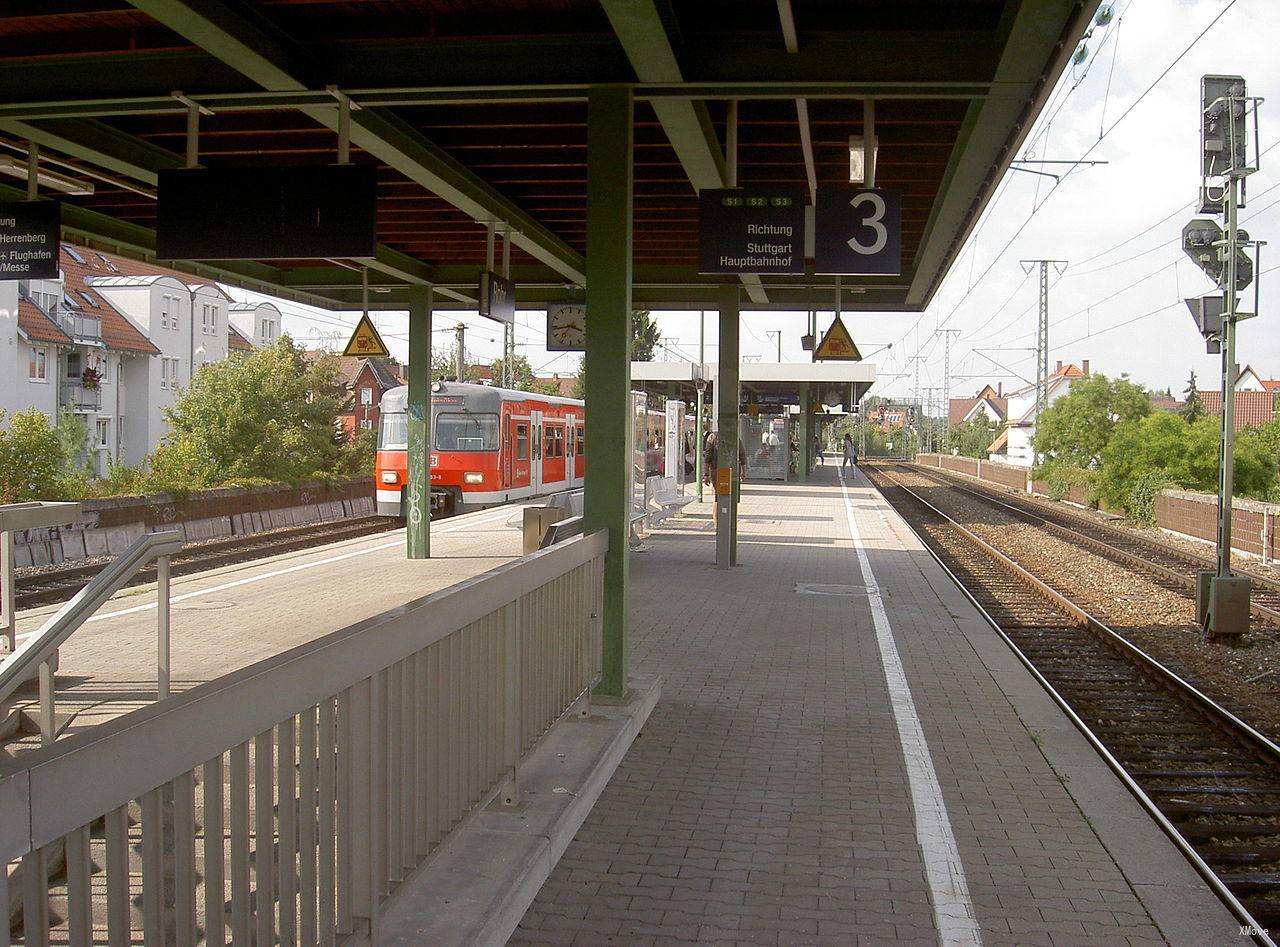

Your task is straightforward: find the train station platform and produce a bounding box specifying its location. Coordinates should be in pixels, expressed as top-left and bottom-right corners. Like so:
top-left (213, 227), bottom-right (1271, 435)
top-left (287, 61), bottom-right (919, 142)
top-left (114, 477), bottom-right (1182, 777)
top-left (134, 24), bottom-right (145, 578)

top-left (4, 503), bottom-right (531, 752)
top-left (512, 464), bottom-right (1239, 945)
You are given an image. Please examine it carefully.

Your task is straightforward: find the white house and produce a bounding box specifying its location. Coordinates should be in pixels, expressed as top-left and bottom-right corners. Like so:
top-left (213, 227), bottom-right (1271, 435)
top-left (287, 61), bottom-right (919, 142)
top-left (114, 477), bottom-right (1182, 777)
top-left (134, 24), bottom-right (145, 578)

top-left (988, 360), bottom-right (1089, 467)
top-left (229, 300), bottom-right (283, 349)
top-left (0, 244), bottom-right (262, 472)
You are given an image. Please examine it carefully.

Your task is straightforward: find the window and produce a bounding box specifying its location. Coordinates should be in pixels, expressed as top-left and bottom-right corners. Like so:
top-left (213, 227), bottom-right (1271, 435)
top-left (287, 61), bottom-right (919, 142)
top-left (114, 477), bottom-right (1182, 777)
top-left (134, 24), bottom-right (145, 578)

top-left (65, 352), bottom-right (82, 379)
top-left (95, 419), bottom-right (109, 449)
top-left (379, 412), bottom-right (408, 450)
top-left (63, 293), bottom-right (80, 310)
top-left (515, 423), bottom-right (529, 461)
top-left (434, 413), bottom-right (500, 452)
top-left (360, 387), bottom-right (373, 406)
top-left (575, 424), bottom-right (585, 458)
top-left (117, 416), bottom-right (125, 447)
top-left (160, 358), bottom-right (169, 389)
top-left (89, 353), bottom-right (108, 384)
top-left (263, 318), bottom-right (277, 342)
top-left (360, 419), bottom-right (373, 430)
top-left (544, 425), bottom-right (564, 458)
top-left (28, 347), bottom-right (47, 381)
top-left (161, 357), bottom-right (180, 390)
top-left (78, 290), bottom-right (98, 308)
top-left (201, 304), bottom-right (210, 335)
top-left (160, 294), bottom-right (172, 331)
top-left (63, 245), bottom-right (85, 264)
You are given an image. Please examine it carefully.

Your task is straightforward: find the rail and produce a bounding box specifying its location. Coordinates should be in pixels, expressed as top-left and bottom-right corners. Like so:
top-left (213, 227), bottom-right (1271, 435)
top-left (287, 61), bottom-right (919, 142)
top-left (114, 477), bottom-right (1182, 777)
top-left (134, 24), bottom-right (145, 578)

top-left (1, 502), bottom-right (81, 654)
top-left (0, 529), bottom-right (607, 945)
top-left (0, 529), bottom-right (183, 745)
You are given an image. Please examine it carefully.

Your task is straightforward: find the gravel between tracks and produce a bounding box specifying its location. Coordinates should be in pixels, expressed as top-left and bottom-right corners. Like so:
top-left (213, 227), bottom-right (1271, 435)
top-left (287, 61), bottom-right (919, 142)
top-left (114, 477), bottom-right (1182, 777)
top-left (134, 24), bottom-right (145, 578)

top-left (885, 466), bottom-right (1280, 743)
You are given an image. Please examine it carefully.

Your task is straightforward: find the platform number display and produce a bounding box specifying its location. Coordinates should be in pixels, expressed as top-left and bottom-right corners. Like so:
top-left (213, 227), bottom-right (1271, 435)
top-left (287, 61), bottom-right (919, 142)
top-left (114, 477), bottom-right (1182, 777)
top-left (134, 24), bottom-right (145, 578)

top-left (814, 186), bottom-right (902, 276)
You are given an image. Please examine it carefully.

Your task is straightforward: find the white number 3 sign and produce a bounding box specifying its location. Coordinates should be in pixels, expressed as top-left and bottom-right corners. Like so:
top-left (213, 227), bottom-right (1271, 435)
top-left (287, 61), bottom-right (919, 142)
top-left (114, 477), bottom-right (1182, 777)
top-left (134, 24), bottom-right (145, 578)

top-left (846, 191), bottom-right (888, 255)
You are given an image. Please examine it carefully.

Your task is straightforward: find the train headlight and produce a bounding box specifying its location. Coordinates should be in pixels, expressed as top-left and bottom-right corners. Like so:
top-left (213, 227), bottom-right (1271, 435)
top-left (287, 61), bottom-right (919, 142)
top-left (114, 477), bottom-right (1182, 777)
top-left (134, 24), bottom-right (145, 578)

top-left (463, 472), bottom-right (484, 484)
top-left (380, 471), bottom-right (399, 484)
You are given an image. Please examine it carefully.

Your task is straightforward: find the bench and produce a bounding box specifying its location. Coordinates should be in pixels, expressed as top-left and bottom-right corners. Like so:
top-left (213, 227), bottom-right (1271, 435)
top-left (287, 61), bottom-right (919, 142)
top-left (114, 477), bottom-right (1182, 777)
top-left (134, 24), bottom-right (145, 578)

top-left (646, 475), bottom-right (696, 526)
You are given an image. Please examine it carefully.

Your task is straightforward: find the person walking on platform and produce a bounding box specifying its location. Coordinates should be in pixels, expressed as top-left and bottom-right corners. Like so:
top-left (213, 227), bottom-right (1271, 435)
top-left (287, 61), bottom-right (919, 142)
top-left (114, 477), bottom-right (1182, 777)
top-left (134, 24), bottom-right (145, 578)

top-left (841, 433), bottom-right (857, 472)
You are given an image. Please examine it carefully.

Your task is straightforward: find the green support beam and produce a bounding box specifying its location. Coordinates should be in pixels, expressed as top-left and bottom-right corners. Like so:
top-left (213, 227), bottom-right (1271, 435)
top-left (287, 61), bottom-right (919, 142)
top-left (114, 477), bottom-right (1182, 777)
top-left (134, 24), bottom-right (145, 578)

top-left (405, 284), bottom-right (433, 559)
top-left (717, 283), bottom-right (740, 568)
top-left (599, 0), bottom-right (766, 305)
top-left (798, 382), bottom-right (813, 483)
top-left (129, 0), bottom-right (587, 285)
top-left (583, 85), bottom-right (634, 698)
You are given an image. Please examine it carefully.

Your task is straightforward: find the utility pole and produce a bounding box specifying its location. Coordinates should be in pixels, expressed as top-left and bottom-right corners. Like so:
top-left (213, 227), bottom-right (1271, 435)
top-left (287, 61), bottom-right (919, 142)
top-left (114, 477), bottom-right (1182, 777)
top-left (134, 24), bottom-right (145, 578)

top-left (454, 323), bottom-right (466, 381)
top-left (1183, 75), bottom-right (1265, 640)
top-left (908, 354), bottom-right (925, 458)
top-left (1019, 258), bottom-right (1067, 466)
top-left (766, 330), bottom-right (782, 362)
top-left (935, 328), bottom-right (960, 440)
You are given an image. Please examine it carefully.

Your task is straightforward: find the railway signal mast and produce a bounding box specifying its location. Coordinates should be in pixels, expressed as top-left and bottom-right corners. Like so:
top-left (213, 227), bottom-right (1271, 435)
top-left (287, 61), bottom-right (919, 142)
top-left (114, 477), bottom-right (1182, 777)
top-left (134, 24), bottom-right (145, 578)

top-left (1183, 75), bottom-right (1266, 641)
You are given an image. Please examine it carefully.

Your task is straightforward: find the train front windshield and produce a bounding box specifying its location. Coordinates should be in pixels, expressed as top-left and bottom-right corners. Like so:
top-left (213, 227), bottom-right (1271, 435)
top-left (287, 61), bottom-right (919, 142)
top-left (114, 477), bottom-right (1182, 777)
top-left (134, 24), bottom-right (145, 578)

top-left (434, 413), bottom-right (500, 451)
top-left (379, 412), bottom-right (408, 450)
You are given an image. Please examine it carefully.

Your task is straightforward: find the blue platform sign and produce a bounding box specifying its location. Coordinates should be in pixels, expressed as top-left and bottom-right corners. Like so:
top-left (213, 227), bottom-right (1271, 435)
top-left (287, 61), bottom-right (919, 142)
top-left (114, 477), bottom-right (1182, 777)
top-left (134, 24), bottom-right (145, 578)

top-left (699, 190), bottom-right (805, 275)
top-left (814, 187), bottom-right (902, 276)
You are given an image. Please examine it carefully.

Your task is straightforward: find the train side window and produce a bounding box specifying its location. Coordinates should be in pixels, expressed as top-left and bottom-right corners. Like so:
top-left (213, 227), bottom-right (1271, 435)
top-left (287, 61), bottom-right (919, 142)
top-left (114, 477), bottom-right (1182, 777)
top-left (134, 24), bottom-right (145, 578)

top-left (516, 423), bottom-right (529, 461)
top-left (575, 424), bottom-right (585, 457)
top-left (545, 426), bottom-right (562, 458)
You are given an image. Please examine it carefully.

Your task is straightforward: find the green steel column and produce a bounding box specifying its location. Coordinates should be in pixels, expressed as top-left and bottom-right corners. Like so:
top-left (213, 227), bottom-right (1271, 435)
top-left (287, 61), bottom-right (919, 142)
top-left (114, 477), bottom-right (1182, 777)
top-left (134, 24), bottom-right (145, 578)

top-left (798, 382), bottom-right (812, 483)
top-left (584, 85), bottom-right (633, 697)
top-left (405, 284), bottom-right (433, 559)
top-left (717, 284), bottom-right (740, 566)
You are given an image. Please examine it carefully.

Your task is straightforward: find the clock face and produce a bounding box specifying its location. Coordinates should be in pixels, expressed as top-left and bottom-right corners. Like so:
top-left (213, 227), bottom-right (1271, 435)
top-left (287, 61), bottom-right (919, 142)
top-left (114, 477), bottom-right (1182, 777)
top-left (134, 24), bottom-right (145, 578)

top-left (547, 304), bottom-right (586, 351)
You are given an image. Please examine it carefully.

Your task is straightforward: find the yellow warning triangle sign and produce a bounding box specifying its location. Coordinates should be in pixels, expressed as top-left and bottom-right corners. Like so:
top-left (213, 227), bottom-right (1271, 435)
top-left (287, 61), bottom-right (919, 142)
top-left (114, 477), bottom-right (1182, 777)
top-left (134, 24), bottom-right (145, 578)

top-left (813, 315), bottom-right (862, 361)
top-left (342, 313), bottom-right (390, 358)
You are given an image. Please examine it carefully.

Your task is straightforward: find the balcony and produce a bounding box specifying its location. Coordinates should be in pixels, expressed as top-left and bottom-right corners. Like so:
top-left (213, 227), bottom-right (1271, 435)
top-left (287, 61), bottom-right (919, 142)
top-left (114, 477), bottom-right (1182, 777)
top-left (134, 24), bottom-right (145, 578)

top-left (59, 311), bottom-right (102, 344)
top-left (61, 382), bottom-right (102, 413)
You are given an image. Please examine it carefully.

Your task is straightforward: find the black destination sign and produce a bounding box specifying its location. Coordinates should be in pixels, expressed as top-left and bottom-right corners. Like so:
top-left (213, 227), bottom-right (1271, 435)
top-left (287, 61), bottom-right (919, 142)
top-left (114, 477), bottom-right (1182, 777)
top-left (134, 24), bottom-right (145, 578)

top-left (814, 186), bottom-right (902, 276)
top-left (0, 200), bottom-right (60, 279)
top-left (699, 189), bottom-right (805, 275)
top-left (156, 165), bottom-right (377, 261)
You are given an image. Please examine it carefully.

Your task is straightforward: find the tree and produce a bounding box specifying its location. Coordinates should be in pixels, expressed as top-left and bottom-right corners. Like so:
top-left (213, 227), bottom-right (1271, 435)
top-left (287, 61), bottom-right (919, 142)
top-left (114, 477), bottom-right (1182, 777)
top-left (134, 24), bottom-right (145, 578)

top-left (489, 354), bottom-right (562, 395)
top-left (0, 409), bottom-right (66, 502)
top-left (571, 310), bottom-right (663, 400)
top-left (152, 337), bottom-right (350, 487)
top-left (944, 415), bottom-right (998, 458)
top-left (1181, 371), bottom-right (1205, 422)
top-left (1033, 372), bottom-right (1151, 469)
top-left (431, 347), bottom-right (487, 383)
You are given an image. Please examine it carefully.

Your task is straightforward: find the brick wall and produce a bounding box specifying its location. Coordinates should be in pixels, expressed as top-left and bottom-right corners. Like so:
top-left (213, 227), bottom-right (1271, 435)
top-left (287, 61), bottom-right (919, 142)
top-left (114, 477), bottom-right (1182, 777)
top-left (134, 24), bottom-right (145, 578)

top-left (979, 460), bottom-right (1031, 492)
top-left (14, 478), bottom-right (374, 567)
top-left (1156, 489), bottom-right (1280, 561)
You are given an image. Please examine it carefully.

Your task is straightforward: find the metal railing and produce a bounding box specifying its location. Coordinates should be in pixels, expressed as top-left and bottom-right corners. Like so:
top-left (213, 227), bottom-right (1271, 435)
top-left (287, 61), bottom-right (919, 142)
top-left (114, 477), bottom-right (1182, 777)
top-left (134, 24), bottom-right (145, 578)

top-left (0, 529), bottom-right (606, 945)
top-left (1, 502), bottom-right (81, 656)
top-left (58, 312), bottom-right (102, 344)
top-left (59, 381), bottom-right (101, 413)
top-left (0, 530), bottom-right (183, 745)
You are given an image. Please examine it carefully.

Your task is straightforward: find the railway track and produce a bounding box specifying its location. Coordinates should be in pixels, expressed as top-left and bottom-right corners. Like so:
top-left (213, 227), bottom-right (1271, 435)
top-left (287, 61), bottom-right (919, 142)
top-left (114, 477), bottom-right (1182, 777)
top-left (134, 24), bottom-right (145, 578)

top-left (11, 515), bottom-right (397, 610)
top-left (907, 461), bottom-right (1280, 625)
top-left (866, 463), bottom-right (1280, 940)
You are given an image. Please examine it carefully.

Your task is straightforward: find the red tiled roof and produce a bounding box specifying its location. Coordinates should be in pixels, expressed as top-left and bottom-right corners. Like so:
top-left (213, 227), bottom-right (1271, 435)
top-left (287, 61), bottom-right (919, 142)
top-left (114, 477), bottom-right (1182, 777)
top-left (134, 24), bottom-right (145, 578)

top-left (948, 394), bottom-right (1007, 425)
top-left (17, 297), bottom-right (72, 345)
top-left (58, 245), bottom-right (161, 355)
top-left (228, 323), bottom-right (254, 352)
top-left (1262, 379), bottom-right (1280, 393)
top-left (538, 374), bottom-right (578, 398)
top-left (1198, 389), bottom-right (1276, 429)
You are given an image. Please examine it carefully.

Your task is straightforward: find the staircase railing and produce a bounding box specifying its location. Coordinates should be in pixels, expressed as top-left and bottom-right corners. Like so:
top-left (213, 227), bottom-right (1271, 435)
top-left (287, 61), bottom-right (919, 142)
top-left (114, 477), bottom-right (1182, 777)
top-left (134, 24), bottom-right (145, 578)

top-left (0, 529), bottom-right (183, 744)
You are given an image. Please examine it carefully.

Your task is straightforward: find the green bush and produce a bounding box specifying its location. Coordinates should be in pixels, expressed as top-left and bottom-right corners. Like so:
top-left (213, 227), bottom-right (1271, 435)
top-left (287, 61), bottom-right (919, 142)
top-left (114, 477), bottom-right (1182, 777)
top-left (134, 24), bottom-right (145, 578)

top-left (1043, 466), bottom-right (1092, 503)
top-left (1127, 470), bottom-right (1171, 526)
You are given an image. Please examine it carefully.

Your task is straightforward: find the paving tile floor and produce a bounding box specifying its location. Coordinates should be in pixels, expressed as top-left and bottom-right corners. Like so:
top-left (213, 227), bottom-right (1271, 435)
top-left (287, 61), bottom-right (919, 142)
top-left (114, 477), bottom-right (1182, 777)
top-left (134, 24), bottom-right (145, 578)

top-left (512, 465), bottom-right (1236, 945)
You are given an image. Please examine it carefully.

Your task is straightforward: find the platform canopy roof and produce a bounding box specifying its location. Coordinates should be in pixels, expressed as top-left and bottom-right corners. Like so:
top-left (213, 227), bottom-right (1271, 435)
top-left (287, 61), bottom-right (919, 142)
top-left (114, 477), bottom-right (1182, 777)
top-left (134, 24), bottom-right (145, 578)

top-left (0, 0), bottom-right (1097, 312)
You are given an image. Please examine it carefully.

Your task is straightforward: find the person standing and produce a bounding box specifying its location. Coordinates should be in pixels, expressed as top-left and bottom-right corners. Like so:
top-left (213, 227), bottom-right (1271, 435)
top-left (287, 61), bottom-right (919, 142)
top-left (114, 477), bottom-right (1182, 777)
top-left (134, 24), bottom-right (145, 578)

top-left (841, 432), bottom-right (857, 472)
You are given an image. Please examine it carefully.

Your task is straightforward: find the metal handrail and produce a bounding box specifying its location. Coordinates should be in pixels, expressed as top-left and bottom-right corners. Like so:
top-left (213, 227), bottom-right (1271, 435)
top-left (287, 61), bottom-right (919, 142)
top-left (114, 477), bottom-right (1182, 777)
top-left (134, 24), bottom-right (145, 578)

top-left (0, 530), bottom-right (183, 741)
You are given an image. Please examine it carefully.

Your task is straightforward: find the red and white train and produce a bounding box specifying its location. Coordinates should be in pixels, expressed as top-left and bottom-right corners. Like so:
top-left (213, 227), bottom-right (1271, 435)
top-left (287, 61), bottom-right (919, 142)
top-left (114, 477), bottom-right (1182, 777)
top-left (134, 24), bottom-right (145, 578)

top-left (375, 381), bottom-right (586, 518)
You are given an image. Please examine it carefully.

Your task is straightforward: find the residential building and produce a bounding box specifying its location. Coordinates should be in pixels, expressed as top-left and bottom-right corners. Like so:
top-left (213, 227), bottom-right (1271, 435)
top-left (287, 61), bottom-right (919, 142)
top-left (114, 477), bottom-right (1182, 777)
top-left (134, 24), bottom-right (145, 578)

top-left (864, 404), bottom-right (910, 432)
top-left (306, 351), bottom-right (405, 440)
top-left (1, 244), bottom-right (259, 472)
top-left (537, 373), bottom-right (579, 398)
top-left (948, 383), bottom-right (1007, 427)
top-left (229, 300), bottom-right (284, 349)
top-left (1233, 365), bottom-right (1280, 392)
top-left (988, 360), bottom-right (1089, 467)
top-left (1197, 389), bottom-right (1276, 430)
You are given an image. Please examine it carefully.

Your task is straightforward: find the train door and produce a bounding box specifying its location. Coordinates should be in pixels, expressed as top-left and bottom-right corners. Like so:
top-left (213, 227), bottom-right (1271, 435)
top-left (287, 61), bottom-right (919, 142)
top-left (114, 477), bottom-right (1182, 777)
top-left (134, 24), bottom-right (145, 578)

top-left (542, 417), bottom-right (566, 487)
top-left (508, 415), bottom-right (532, 493)
top-left (574, 420), bottom-right (586, 481)
top-left (530, 409), bottom-right (544, 496)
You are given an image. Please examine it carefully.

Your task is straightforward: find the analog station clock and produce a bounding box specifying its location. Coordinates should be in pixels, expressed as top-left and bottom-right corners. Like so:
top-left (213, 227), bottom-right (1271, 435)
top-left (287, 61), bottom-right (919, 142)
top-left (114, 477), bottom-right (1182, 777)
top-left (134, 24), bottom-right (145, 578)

top-left (547, 303), bottom-right (586, 351)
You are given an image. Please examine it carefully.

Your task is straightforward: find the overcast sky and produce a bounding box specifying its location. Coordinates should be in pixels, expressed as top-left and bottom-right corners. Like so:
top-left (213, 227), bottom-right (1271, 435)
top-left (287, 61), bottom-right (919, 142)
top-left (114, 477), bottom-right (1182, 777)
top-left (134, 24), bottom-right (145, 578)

top-left (231, 0), bottom-right (1279, 407)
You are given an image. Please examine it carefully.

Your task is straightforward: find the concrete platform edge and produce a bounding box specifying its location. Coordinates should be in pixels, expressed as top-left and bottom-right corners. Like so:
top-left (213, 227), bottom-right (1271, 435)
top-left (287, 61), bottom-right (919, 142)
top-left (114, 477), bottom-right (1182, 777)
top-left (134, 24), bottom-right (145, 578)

top-left (856, 468), bottom-right (1242, 944)
top-left (377, 674), bottom-right (662, 946)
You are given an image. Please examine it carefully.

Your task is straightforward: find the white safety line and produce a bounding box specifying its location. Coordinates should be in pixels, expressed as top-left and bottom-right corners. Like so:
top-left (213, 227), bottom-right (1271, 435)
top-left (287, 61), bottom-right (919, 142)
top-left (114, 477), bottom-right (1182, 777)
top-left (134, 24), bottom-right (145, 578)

top-left (838, 467), bottom-right (983, 947)
top-left (16, 506), bottom-right (519, 636)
